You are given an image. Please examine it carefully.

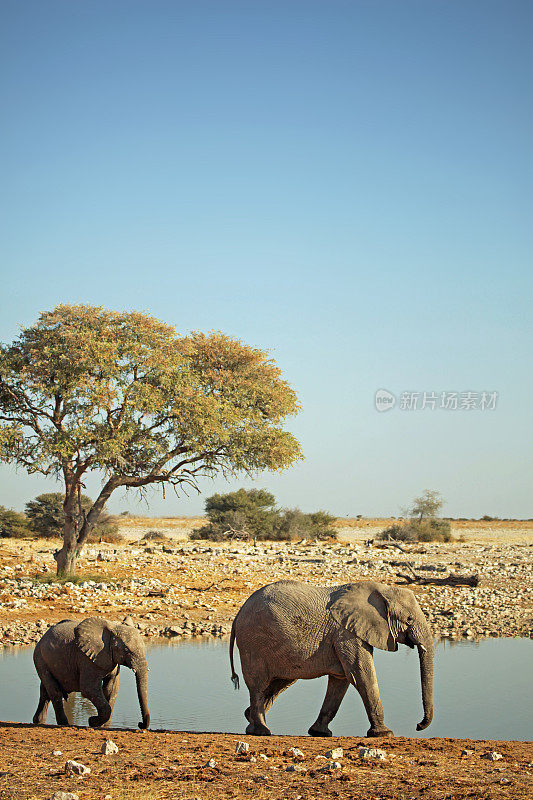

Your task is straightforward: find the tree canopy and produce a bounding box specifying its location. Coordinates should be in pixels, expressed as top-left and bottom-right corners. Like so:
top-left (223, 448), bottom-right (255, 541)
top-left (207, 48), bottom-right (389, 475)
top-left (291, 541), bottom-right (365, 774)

top-left (0, 304), bottom-right (302, 572)
top-left (405, 490), bottom-right (444, 521)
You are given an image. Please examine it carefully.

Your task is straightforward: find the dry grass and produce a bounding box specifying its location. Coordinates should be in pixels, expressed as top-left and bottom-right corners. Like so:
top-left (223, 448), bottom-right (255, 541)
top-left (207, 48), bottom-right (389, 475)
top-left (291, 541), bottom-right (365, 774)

top-left (116, 515), bottom-right (205, 530)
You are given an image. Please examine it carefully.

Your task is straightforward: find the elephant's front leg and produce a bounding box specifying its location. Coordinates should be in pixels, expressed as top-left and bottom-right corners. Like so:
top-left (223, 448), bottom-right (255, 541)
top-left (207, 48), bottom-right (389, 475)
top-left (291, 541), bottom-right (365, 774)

top-left (308, 674), bottom-right (349, 737)
top-left (101, 670), bottom-right (120, 729)
top-left (80, 674), bottom-right (112, 728)
top-left (336, 637), bottom-right (393, 737)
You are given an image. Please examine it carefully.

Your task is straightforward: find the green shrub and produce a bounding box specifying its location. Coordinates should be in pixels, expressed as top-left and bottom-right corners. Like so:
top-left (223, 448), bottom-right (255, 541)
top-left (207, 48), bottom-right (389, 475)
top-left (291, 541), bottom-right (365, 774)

top-left (379, 518), bottom-right (453, 543)
top-left (276, 508), bottom-right (337, 541)
top-left (191, 489), bottom-right (337, 541)
top-left (25, 492), bottom-right (119, 540)
top-left (192, 488), bottom-right (278, 541)
top-left (0, 506), bottom-right (31, 538)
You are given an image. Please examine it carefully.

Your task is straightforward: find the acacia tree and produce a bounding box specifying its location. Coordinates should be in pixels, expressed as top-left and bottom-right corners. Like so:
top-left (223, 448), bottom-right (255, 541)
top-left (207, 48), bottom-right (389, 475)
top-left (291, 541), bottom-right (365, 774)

top-left (0, 305), bottom-right (302, 574)
top-left (405, 490), bottom-right (444, 522)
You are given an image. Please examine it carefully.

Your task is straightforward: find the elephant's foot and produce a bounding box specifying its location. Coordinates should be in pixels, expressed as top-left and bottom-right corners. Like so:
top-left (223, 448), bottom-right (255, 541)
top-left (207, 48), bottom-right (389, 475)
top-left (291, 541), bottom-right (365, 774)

top-left (245, 721), bottom-right (271, 736)
top-left (366, 725), bottom-right (394, 738)
top-left (88, 715), bottom-right (110, 728)
top-left (308, 724), bottom-right (333, 737)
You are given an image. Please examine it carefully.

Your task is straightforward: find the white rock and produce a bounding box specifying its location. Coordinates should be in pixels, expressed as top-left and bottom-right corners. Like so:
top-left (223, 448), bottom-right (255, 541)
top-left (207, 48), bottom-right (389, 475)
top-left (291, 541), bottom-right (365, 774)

top-left (286, 764), bottom-right (307, 773)
top-left (235, 740), bottom-right (249, 754)
top-left (325, 747), bottom-right (343, 759)
top-left (249, 756), bottom-right (257, 763)
top-left (321, 760), bottom-right (342, 772)
top-left (258, 753), bottom-right (268, 760)
top-left (64, 760), bottom-right (91, 776)
top-left (102, 740), bottom-right (119, 755)
top-left (482, 751), bottom-right (503, 761)
top-left (204, 758), bottom-right (216, 768)
top-left (49, 793), bottom-right (79, 800)
top-left (358, 746), bottom-right (387, 761)
top-left (288, 747), bottom-right (305, 760)
top-left (52, 750), bottom-right (63, 756)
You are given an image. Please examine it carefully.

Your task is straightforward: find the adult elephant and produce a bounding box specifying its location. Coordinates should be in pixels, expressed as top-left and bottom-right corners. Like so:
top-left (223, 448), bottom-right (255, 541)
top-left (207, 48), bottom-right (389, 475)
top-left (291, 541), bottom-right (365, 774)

top-left (229, 580), bottom-right (433, 737)
top-left (33, 616), bottom-right (150, 729)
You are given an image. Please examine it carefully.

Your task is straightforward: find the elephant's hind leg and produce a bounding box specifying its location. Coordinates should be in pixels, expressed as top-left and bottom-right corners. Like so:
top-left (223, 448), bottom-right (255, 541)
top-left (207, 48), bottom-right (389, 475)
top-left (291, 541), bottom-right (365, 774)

top-left (264, 678), bottom-right (295, 714)
top-left (38, 668), bottom-right (69, 726)
top-left (33, 682), bottom-right (50, 724)
top-left (245, 686), bottom-right (271, 736)
top-left (245, 677), bottom-right (295, 734)
top-left (308, 674), bottom-right (349, 737)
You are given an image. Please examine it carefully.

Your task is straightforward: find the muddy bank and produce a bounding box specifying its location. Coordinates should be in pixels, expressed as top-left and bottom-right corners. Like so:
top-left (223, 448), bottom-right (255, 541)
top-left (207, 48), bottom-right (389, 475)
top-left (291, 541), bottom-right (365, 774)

top-left (0, 723), bottom-right (531, 800)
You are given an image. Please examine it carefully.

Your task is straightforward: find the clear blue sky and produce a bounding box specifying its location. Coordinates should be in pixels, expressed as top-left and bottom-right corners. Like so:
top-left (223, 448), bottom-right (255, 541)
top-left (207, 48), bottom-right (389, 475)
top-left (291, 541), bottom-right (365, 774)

top-left (1, 1), bottom-right (531, 518)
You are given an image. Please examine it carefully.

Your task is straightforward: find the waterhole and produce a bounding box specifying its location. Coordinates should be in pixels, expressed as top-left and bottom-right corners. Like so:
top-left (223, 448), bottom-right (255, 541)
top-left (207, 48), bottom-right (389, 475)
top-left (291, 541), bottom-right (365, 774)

top-left (0, 637), bottom-right (531, 740)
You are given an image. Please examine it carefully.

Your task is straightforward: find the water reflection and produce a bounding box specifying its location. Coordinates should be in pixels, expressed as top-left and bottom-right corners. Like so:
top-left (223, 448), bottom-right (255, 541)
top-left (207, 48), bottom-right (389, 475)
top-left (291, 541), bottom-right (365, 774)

top-left (0, 637), bottom-right (531, 741)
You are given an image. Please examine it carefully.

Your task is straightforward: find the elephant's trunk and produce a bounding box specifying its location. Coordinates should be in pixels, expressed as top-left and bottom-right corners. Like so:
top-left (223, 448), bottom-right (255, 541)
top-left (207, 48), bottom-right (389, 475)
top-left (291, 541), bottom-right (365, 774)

top-left (132, 659), bottom-right (150, 730)
top-left (416, 638), bottom-right (434, 731)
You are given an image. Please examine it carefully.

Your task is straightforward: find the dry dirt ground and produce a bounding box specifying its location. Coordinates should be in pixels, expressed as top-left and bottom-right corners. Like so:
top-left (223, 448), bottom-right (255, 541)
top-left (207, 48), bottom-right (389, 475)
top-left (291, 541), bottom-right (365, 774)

top-left (1, 519), bottom-right (532, 799)
top-left (1, 723), bottom-right (532, 800)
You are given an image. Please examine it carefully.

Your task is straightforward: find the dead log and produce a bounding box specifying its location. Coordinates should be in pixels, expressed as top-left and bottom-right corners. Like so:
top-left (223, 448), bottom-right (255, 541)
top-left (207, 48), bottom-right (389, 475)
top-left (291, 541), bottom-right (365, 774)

top-left (395, 571), bottom-right (480, 587)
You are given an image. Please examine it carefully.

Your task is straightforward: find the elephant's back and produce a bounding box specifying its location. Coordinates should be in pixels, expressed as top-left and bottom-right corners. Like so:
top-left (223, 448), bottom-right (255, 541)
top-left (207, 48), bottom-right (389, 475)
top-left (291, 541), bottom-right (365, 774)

top-left (38, 620), bottom-right (77, 656)
top-left (234, 581), bottom-right (331, 669)
top-left (237, 580), bottom-right (328, 620)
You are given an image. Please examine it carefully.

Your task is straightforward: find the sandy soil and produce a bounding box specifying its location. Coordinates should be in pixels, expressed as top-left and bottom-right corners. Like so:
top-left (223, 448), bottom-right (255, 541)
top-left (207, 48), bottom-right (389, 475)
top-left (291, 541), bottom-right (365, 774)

top-left (1, 723), bottom-right (532, 800)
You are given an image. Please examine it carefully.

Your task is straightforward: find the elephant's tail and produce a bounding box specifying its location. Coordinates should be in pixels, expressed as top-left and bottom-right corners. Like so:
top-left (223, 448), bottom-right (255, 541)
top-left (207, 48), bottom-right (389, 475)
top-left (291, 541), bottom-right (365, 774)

top-left (229, 617), bottom-right (239, 690)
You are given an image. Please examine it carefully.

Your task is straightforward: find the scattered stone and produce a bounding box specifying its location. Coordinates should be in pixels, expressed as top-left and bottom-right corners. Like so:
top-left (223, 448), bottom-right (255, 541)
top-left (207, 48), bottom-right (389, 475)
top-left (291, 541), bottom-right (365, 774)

top-left (49, 793), bottom-right (79, 800)
top-left (482, 751), bottom-right (503, 761)
top-left (315, 755), bottom-right (327, 761)
top-left (286, 764), bottom-right (307, 773)
top-left (461, 749), bottom-right (474, 756)
top-left (320, 760), bottom-right (342, 772)
top-left (64, 760), bottom-right (91, 776)
top-left (249, 756), bottom-right (257, 763)
top-left (325, 747), bottom-right (343, 759)
top-left (101, 739), bottom-right (119, 755)
top-left (203, 758), bottom-right (216, 769)
top-left (358, 746), bottom-right (387, 761)
top-left (288, 747), bottom-right (305, 760)
top-left (52, 750), bottom-right (63, 756)
top-left (235, 741), bottom-right (249, 754)
top-left (258, 753), bottom-right (268, 760)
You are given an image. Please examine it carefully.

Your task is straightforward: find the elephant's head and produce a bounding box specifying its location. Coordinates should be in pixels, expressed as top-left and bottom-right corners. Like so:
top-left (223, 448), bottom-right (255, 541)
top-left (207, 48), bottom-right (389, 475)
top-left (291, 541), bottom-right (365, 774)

top-left (328, 581), bottom-right (433, 731)
top-left (74, 616), bottom-right (150, 729)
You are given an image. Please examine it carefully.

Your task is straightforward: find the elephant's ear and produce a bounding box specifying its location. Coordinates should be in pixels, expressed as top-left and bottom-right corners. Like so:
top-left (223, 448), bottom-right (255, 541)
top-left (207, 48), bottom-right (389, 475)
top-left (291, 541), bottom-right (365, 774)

top-left (74, 618), bottom-right (114, 672)
top-left (328, 582), bottom-right (397, 652)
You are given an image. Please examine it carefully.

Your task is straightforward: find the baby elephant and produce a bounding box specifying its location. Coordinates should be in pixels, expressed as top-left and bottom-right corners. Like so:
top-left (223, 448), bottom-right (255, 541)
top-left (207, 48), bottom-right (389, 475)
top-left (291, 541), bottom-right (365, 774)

top-left (33, 616), bottom-right (150, 729)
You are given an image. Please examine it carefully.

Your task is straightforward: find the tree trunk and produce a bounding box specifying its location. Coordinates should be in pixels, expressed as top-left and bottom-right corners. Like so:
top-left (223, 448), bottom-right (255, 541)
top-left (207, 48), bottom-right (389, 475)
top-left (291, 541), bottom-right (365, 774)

top-left (55, 477), bottom-right (117, 576)
top-left (54, 492), bottom-right (81, 576)
top-left (54, 542), bottom-right (81, 575)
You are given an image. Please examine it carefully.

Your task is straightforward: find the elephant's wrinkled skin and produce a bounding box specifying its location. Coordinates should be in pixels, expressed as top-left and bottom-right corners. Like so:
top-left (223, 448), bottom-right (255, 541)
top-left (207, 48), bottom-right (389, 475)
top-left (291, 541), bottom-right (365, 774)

top-left (229, 580), bottom-right (433, 737)
top-left (33, 616), bottom-right (150, 729)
